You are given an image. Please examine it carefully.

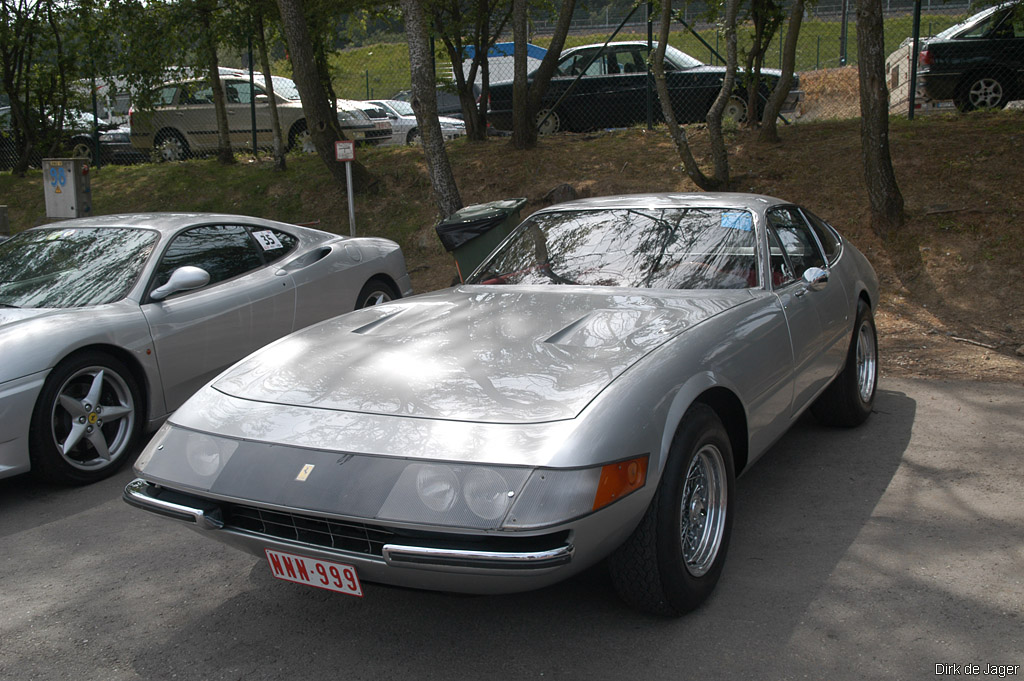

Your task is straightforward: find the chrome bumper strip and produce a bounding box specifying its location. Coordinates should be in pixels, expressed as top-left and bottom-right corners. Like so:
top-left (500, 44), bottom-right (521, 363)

top-left (123, 478), bottom-right (224, 530)
top-left (382, 543), bottom-right (574, 571)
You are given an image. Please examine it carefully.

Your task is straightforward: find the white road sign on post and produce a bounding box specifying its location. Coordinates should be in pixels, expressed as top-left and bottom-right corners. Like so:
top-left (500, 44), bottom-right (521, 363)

top-left (335, 141), bottom-right (356, 236)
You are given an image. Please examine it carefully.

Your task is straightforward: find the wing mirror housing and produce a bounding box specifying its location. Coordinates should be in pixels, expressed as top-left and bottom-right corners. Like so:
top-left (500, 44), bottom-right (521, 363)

top-left (802, 267), bottom-right (829, 292)
top-left (150, 266), bottom-right (211, 301)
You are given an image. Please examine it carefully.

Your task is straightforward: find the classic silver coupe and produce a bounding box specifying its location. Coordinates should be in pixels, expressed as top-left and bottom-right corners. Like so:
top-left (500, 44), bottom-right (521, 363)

top-left (125, 194), bottom-right (878, 615)
top-left (0, 214), bottom-right (411, 485)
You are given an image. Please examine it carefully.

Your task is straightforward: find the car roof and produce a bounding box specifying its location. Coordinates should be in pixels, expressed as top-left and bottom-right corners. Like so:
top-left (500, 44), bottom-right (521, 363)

top-left (25, 213), bottom-right (308, 237)
top-left (536, 192), bottom-right (789, 214)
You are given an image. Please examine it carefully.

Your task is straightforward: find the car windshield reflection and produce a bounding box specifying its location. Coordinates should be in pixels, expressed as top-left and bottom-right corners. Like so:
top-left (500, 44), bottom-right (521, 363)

top-left (0, 227), bottom-right (158, 308)
top-left (469, 208), bottom-right (759, 290)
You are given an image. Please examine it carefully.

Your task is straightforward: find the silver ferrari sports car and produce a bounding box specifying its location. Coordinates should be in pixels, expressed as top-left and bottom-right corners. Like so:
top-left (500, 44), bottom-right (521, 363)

top-left (125, 194), bottom-right (878, 615)
top-left (0, 214), bottom-right (412, 485)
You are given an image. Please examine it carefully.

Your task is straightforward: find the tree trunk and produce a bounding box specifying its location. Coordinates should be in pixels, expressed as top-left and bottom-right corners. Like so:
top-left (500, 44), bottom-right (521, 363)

top-left (510, 0), bottom-right (531, 148)
top-left (276, 0), bottom-right (375, 190)
top-left (256, 12), bottom-right (286, 170)
top-left (199, 3), bottom-right (233, 165)
top-left (705, 0), bottom-right (740, 187)
top-left (652, 0), bottom-right (721, 190)
top-left (759, 0), bottom-right (804, 143)
top-left (511, 0), bottom-right (575, 149)
top-left (402, 0), bottom-right (463, 218)
top-left (856, 0), bottom-right (904, 238)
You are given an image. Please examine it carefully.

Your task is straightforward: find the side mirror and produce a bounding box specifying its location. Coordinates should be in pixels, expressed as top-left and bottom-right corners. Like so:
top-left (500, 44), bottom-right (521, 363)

top-left (802, 266), bottom-right (829, 292)
top-left (150, 265), bottom-right (211, 301)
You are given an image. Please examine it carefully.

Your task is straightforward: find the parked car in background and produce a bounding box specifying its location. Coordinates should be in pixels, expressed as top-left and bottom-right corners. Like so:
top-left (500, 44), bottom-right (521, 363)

top-left (917, 1), bottom-right (1024, 111)
top-left (488, 41), bottom-right (803, 133)
top-left (0, 213), bottom-right (412, 485)
top-left (365, 99), bottom-right (466, 145)
top-left (129, 76), bottom-right (388, 161)
top-left (392, 84), bottom-right (481, 121)
top-left (125, 192), bottom-right (878, 615)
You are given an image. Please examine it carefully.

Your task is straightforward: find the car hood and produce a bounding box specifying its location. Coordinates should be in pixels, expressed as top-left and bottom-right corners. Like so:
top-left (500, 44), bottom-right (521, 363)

top-left (212, 286), bottom-right (748, 424)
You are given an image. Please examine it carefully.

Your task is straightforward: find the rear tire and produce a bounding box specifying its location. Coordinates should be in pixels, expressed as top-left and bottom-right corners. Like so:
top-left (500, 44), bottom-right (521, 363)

top-left (155, 131), bottom-right (188, 162)
top-left (811, 299), bottom-right (877, 427)
top-left (29, 351), bottom-right (142, 485)
top-left (608, 404), bottom-right (735, 615)
top-left (955, 74), bottom-right (1009, 112)
top-left (535, 109), bottom-right (562, 135)
top-left (355, 279), bottom-right (399, 308)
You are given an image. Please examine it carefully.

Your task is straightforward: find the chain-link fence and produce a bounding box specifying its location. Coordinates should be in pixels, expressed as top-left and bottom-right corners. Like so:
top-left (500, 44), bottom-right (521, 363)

top-left (3, 1), bottom-right (1020, 168)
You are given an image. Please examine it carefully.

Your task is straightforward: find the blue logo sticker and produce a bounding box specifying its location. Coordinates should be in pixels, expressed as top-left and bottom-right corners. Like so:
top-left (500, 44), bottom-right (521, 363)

top-left (721, 212), bottom-right (753, 231)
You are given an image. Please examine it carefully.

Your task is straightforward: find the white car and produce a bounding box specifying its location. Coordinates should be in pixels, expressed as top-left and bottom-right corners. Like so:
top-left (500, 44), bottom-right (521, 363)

top-left (366, 99), bottom-right (466, 145)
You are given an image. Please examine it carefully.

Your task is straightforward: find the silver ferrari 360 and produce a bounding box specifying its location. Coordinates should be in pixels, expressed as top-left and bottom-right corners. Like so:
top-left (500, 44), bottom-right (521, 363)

top-left (125, 194), bottom-right (879, 615)
top-left (0, 213), bottom-right (411, 485)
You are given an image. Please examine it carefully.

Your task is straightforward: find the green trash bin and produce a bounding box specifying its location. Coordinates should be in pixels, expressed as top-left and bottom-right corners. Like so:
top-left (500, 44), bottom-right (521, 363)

top-left (435, 197), bottom-right (528, 282)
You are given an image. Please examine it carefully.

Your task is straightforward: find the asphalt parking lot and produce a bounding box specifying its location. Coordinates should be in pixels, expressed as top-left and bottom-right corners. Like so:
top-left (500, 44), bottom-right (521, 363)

top-left (1, 378), bottom-right (1021, 681)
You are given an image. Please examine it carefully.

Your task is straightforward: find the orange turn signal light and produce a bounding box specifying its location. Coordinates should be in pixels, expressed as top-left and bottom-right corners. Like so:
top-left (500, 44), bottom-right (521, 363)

top-left (592, 455), bottom-right (649, 511)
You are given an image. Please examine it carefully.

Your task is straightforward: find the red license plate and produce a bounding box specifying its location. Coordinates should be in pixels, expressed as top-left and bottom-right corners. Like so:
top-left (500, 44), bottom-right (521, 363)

top-left (265, 548), bottom-right (363, 597)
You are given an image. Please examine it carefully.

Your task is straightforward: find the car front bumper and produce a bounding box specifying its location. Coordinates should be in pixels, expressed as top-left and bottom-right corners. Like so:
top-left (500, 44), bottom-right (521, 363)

top-left (0, 370), bottom-right (49, 480)
top-left (124, 476), bottom-right (645, 595)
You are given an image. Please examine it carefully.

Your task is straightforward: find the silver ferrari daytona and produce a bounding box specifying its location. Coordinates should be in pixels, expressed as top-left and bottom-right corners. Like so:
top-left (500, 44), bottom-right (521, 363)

top-left (0, 213), bottom-right (412, 485)
top-left (125, 193), bottom-right (879, 615)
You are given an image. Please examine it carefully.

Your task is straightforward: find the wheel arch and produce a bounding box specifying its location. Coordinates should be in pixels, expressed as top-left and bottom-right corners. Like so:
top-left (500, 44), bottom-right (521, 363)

top-left (47, 343), bottom-right (153, 426)
top-left (661, 377), bottom-right (749, 478)
top-left (692, 387), bottom-right (750, 475)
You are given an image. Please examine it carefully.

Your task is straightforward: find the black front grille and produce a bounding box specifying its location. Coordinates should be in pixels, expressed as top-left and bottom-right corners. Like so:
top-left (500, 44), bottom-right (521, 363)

top-left (222, 503), bottom-right (571, 558)
top-left (224, 504), bottom-right (395, 556)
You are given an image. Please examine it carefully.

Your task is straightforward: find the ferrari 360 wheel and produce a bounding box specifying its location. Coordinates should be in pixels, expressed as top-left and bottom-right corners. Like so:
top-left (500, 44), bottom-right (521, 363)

top-left (608, 403), bottom-right (735, 615)
top-left (29, 352), bottom-right (142, 485)
top-left (355, 279), bottom-right (399, 308)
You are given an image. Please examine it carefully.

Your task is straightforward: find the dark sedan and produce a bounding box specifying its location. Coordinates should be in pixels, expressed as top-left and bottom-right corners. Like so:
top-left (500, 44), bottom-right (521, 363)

top-left (488, 41), bottom-right (802, 134)
top-left (917, 1), bottom-right (1024, 111)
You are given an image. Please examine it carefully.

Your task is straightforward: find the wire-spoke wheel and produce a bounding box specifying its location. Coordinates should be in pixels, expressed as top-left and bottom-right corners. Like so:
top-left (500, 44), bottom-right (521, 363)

top-left (681, 444), bottom-right (728, 577)
top-left (30, 352), bottom-right (141, 485)
top-left (608, 404), bottom-right (735, 615)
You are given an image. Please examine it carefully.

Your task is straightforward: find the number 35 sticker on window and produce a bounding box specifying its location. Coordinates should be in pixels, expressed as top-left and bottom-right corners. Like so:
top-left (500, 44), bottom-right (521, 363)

top-left (252, 229), bottom-right (284, 251)
top-left (265, 548), bottom-right (363, 597)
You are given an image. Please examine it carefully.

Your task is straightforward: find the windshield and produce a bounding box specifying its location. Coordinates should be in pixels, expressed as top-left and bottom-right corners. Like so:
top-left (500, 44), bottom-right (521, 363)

top-left (468, 208), bottom-right (759, 289)
top-left (934, 4), bottom-right (1004, 39)
top-left (0, 227), bottom-right (158, 308)
top-left (664, 44), bottom-right (704, 69)
top-left (385, 100), bottom-right (414, 116)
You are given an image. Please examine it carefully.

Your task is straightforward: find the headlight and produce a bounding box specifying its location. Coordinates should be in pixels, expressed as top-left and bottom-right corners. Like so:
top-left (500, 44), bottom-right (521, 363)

top-left (415, 464), bottom-right (459, 512)
top-left (463, 468), bottom-right (511, 520)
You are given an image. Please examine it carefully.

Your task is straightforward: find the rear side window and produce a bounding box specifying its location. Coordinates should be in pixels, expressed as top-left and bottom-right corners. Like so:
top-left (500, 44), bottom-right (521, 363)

top-left (801, 209), bottom-right (842, 264)
top-left (250, 227), bottom-right (298, 265)
top-left (767, 207), bottom-right (826, 280)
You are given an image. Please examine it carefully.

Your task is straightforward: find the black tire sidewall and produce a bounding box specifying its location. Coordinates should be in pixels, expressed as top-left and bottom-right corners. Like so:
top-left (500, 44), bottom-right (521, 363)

top-left (29, 352), bottom-right (142, 485)
top-left (355, 279), bottom-right (399, 308)
top-left (653, 404), bottom-right (736, 613)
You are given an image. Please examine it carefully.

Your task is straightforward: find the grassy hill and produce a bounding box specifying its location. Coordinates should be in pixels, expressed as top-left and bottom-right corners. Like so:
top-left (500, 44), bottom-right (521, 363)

top-left (2, 110), bottom-right (1022, 382)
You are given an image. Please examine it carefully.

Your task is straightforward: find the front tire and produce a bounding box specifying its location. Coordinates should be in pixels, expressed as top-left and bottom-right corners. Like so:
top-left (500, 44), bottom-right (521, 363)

top-left (724, 94), bottom-right (749, 124)
top-left (811, 298), bottom-right (877, 427)
top-left (406, 128), bottom-right (420, 145)
top-left (29, 352), bottom-right (142, 485)
top-left (609, 404), bottom-right (735, 615)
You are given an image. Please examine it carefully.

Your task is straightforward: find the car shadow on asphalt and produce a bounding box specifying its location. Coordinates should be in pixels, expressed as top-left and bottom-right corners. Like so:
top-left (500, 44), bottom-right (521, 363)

top-left (123, 387), bottom-right (916, 680)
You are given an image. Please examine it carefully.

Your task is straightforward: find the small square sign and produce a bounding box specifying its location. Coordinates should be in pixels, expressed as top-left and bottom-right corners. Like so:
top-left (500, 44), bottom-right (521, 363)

top-left (335, 140), bottom-right (355, 162)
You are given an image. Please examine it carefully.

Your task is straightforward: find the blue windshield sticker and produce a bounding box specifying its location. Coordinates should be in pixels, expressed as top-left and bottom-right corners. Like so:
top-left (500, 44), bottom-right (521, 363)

top-left (721, 212), bottom-right (753, 231)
